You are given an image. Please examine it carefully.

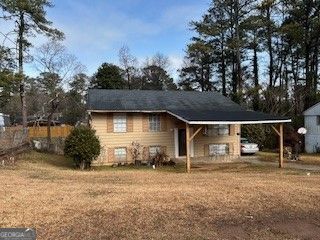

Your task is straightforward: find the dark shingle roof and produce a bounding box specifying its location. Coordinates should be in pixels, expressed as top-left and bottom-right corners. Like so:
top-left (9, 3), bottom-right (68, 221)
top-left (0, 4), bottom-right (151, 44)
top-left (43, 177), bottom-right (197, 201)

top-left (87, 89), bottom-right (290, 123)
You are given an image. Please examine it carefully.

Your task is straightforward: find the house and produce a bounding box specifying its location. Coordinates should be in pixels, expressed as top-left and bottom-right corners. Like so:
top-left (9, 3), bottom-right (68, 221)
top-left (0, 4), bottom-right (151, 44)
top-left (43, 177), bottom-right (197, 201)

top-left (0, 113), bottom-right (10, 127)
top-left (303, 103), bottom-right (320, 153)
top-left (87, 89), bottom-right (290, 171)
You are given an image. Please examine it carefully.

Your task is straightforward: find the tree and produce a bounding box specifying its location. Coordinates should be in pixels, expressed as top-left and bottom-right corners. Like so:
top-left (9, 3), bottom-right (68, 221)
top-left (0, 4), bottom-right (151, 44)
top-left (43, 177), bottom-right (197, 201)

top-left (118, 45), bottom-right (138, 89)
top-left (178, 40), bottom-right (214, 91)
top-left (242, 14), bottom-right (265, 110)
top-left (0, 0), bottom-right (64, 128)
top-left (280, 0), bottom-right (320, 109)
top-left (0, 45), bottom-right (17, 109)
top-left (140, 54), bottom-right (177, 90)
top-left (189, 0), bottom-right (255, 101)
top-left (259, 0), bottom-right (278, 88)
top-left (91, 63), bottom-right (124, 89)
top-left (33, 40), bottom-right (83, 148)
top-left (141, 65), bottom-right (177, 90)
top-left (63, 73), bottom-right (88, 125)
top-left (36, 72), bottom-right (62, 95)
top-left (64, 126), bottom-right (101, 170)
top-left (34, 40), bottom-right (84, 93)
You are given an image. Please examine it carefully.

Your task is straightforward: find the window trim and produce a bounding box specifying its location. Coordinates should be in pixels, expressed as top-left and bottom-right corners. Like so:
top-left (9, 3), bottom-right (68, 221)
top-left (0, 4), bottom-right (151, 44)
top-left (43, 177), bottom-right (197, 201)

top-left (149, 114), bottom-right (161, 132)
top-left (207, 124), bottom-right (230, 136)
top-left (208, 143), bottom-right (229, 156)
top-left (113, 113), bottom-right (127, 133)
top-left (114, 147), bottom-right (127, 162)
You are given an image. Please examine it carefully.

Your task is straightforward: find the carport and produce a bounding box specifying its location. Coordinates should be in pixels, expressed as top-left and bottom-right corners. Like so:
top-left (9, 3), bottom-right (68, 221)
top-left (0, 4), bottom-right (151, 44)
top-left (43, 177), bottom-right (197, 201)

top-left (168, 110), bottom-right (291, 173)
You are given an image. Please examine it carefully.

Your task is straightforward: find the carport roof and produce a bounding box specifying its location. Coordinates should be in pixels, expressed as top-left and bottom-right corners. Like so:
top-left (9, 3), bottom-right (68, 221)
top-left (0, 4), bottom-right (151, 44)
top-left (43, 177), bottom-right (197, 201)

top-left (87, 89), bottom-right (291, 124)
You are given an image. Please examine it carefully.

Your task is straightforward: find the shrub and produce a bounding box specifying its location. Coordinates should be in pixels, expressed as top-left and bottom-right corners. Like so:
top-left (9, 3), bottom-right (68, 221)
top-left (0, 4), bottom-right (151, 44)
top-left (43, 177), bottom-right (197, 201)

top-left (130, 141), bottom-right (142, 162)
top-left (151, 150), bottom-right (169, 167)
top-left (64, 126), bottom-right (101, 170)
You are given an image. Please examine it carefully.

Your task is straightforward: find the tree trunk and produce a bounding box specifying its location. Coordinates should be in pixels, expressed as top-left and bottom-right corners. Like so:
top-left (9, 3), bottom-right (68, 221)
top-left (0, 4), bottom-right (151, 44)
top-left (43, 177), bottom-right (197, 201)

top-left (18, 11), bottom-right (27, 129)
top-left (232, 53), bottom-right (237, 96)
top-left (252, 43), bottom-right (259, 111)
top-left (313, 45), bottom-right (318, 92)
top-left (80, 160), bottom-right (86, 170)
top-left (47, 113), bottom-right (52, 151)
top-left (266, 7), bottom-right (273, 88)
top-left (221, 37), bottom-right (227, 96)
top-left (200, 63), bottom-right (205, 91)
top-left (126, 68), bottom-right (131, 89)
top-left (235, 0), bottom-right (242, 96)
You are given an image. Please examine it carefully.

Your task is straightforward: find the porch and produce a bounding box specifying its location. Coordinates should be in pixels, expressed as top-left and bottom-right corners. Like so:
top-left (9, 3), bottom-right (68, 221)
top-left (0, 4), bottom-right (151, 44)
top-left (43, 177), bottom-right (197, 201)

top-left (166, 109), bottom-right (291, 173)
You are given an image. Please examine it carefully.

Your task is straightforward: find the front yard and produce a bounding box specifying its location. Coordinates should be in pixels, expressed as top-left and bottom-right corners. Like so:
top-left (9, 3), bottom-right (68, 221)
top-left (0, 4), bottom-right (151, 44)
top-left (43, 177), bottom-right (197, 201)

top-left (1, 151), bottom-right (320, 239)
top-left (257, 151), bottom-right (320, 166)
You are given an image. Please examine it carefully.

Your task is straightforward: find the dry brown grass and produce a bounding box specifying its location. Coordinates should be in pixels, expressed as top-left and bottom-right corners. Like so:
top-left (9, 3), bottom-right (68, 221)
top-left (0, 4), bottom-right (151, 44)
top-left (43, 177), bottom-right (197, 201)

top-left (1, 151), bottom-right (320, 240)
top-left (258, 151), bottom-right (320, 165)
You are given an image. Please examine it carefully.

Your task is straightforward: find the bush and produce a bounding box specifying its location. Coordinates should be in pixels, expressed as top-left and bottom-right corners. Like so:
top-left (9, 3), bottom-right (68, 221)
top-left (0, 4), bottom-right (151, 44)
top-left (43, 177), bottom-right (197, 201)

top-left (64, 126), bottom-right (101, 170)
top-left (151, 150), bottom-right (169, 167)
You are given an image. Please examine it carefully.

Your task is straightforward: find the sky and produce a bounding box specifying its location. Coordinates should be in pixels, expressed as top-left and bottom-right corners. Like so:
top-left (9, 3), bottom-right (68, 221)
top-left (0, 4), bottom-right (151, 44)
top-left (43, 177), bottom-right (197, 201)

top-left (0, 0), bottom-right (210, 79)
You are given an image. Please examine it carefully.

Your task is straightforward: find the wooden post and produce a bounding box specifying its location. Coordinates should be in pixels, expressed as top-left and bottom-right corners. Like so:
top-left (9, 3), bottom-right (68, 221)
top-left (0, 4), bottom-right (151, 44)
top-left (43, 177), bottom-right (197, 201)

top-left (279, 123), bottom-right (284, 168)
top-left (186, 123), bottom-right (191, 173)
top-left (271, 124), bottom-right (284, 168)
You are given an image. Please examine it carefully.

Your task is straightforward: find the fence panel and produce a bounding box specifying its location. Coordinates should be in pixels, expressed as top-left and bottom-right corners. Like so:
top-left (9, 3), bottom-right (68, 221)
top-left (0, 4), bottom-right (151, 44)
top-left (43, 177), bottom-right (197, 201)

top-left (28, 126), bottom-right (73, 138)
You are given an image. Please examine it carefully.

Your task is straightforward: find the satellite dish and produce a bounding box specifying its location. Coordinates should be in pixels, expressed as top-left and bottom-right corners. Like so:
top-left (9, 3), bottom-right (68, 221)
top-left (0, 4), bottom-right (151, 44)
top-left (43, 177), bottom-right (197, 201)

top-left (297, 127), bottom-right (307, 135)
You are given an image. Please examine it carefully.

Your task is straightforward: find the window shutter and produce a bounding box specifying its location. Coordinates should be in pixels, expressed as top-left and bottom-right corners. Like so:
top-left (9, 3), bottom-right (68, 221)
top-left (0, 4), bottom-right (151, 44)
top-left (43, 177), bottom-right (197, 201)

top-left (108, 147), bottom-right (114, 163)
top-left (127, 114), bottom-right (133, 132)
top-left (228, 143), bottom-right (233, 155)
top-left (204, 144), bottom-right (209, 156)
top-left (160, 114), bottom-right (167, 132)
top-left (229, 125), bottom-right (235, 136)
top-left (125, 147), bottom-right (130, 162)
top-left (107, 113), bottom-right (114, 133)
top-left (142, 114), bottom-right (149, 132)
top-left (127, 147), bottom-right (133, 162)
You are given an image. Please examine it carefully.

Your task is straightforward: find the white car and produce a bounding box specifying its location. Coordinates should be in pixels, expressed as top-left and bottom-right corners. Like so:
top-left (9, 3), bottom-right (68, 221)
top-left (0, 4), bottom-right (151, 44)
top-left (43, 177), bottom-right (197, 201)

top-left (241, 138), bottom-right (259, 154)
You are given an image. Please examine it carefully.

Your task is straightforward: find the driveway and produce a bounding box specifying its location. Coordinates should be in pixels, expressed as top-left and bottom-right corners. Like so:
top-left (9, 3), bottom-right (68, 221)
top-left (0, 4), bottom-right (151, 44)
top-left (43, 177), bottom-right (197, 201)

top-left (242, 155), bottom-right (320, 172)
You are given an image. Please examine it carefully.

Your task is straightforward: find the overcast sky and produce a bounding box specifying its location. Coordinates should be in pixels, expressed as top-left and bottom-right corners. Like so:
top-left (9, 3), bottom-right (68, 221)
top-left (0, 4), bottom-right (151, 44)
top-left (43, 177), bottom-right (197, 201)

top-left (0, 0), bottom-right (210, 79)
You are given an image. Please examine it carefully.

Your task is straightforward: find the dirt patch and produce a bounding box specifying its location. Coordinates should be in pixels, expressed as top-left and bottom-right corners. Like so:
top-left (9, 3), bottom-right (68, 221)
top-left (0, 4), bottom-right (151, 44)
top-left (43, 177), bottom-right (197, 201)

top-left (270, 220), bottom-right (320, 239)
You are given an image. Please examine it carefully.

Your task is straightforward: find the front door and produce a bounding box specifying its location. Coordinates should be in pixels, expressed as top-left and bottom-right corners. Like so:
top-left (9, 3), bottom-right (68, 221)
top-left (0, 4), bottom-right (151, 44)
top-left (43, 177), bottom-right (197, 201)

top-left (178, 129), bottom-right (186, 156)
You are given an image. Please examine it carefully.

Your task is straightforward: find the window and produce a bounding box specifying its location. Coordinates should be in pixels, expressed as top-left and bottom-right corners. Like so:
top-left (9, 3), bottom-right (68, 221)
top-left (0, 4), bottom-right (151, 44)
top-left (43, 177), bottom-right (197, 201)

top-left (209, 144), bottom-right (229, 156)
top-left (114, 114), bottom-right (127, 132)
top-left (317, 116), bottom-right (320, 125)
top-left (149, 146), bottom-right (161, 157)
top-left (207, 125), bottom-right (229, 136)
top-left (149, 114), bottom-right (161, 132)
top-left (114, 148), bottom-right (127, 162)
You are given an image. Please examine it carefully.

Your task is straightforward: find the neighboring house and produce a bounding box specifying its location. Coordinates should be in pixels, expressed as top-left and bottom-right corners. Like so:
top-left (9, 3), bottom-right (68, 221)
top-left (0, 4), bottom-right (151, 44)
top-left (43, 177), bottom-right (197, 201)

top-left (304, 103), bottom-right (320, 153)
top-left (87, 89), bottom-right (290, 167)
top-left (0, 113), bottom-right (10, 131)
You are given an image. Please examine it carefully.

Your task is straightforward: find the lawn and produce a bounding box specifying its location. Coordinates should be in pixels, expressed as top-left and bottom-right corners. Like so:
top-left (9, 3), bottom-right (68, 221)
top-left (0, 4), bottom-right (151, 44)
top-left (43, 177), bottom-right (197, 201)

top-left (258, 151), bottom-right (320, 166)
top-left (1, 151), bottom-right (320, 239)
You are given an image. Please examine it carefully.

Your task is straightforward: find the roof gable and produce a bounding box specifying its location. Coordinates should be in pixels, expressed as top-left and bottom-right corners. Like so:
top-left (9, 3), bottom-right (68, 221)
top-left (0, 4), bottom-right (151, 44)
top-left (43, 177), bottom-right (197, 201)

top-left (303, 102), bottom-right (320, 116)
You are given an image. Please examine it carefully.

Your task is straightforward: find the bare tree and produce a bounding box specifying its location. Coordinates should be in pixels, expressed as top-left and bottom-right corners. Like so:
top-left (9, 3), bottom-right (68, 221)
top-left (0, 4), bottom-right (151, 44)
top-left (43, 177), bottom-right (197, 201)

top-left (151, 53), bottom-right (170, 70)
top-left (34, 40), bottom-right (84, 89)
top-left (118, 45), bottom-right (138, 89)
top-left (33, 40), bottom-right (85, 149)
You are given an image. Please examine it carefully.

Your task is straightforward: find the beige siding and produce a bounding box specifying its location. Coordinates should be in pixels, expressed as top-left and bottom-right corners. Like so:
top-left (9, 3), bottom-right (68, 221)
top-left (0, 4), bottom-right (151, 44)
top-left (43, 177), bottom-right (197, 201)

top-left (91, 112), bottom-right (240, 164)
top-left (193, 125), bottom-right (241, 157)
top-left (92, 113), bottom-right (175, 164)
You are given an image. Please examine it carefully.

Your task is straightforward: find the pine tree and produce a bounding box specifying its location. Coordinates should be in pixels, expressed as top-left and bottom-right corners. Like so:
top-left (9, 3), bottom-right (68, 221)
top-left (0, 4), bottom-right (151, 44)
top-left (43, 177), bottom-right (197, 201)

top-left (0, 0), bottom-right (64, 128)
